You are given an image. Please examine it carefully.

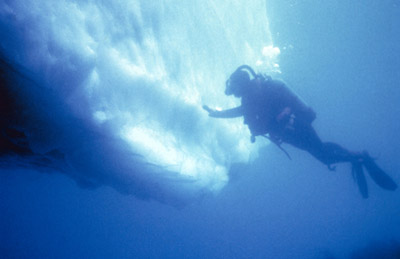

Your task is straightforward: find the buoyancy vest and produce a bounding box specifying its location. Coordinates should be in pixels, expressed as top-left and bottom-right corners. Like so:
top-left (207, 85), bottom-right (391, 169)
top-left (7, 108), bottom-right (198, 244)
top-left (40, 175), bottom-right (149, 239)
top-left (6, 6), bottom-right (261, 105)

top-left (241, 77), bottom-right (316, 136)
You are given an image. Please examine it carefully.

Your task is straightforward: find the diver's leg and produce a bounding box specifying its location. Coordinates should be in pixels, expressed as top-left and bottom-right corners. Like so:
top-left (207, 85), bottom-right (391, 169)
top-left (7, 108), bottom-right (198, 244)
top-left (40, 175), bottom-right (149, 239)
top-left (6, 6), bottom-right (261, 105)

top-left (316, 142), bottom-right (362, 165)
top-left (280, 122), bottom-right (323, 152)
top-left (282, 121), bottom-right (397, 195)
top-left (281, 123), bottom-right (360, 166)
top-left (282, 124), bottom-right (371, 197)
top-left (305, 138), bottom-right (397, 192)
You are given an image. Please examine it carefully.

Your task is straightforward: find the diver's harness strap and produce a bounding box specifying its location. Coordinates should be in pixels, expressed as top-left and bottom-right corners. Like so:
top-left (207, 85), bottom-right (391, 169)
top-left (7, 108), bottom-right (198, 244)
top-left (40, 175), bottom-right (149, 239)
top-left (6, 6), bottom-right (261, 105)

top-left (238, 65), bottom-right (291, 160)
top-left (250, 109), bottom-right (293, 160)
top-left (252, 134), bottom-right (292, 160)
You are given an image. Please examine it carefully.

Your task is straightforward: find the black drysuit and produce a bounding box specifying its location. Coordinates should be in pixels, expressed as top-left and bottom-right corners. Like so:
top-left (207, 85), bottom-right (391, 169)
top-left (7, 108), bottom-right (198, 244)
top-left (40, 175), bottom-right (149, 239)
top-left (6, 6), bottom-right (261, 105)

top-left (208, 77), bottom-right (397, 197)
top-left (214, 78), bottom-right (356, 167)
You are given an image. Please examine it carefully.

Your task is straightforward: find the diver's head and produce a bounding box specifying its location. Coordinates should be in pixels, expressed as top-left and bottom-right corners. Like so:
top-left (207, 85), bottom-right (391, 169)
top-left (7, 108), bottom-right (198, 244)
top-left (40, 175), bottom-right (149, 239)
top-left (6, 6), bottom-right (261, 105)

top-left (225, 69), bottom-right (251, 97)
top-left (225, 65), bottom-right (257, 97)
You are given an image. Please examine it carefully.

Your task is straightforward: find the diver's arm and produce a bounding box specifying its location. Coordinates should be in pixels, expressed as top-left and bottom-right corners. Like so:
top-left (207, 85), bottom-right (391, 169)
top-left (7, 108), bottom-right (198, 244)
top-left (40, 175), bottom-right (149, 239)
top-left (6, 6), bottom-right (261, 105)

top-left (202, 105), bottom-right (244, 118)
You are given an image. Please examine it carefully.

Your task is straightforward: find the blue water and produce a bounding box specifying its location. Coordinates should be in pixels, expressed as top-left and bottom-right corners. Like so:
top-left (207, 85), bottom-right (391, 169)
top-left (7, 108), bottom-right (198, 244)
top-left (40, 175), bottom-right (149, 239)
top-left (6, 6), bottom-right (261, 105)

top-left (1, 1), bottom-right (400, 258)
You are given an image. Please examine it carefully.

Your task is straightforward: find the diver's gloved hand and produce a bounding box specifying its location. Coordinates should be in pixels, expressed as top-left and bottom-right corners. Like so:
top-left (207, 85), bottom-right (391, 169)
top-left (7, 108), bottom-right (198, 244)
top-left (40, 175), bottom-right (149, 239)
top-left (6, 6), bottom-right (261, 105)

top-left (202, 105), bottom-right (218, 117)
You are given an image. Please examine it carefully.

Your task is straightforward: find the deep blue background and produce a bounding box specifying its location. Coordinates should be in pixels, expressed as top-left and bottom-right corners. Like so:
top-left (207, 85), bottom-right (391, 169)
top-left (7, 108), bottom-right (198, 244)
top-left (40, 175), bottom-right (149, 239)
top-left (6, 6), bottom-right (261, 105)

top-left (2, 1), bottom-right (400, 258)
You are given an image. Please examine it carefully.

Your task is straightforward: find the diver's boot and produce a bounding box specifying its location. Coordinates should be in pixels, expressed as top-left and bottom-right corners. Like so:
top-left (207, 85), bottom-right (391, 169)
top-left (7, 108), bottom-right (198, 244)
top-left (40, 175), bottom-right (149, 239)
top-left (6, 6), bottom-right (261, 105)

top-left (362, 151), bottom-right (397, 191)
top-left (352, 161), bottom-right (368, 199)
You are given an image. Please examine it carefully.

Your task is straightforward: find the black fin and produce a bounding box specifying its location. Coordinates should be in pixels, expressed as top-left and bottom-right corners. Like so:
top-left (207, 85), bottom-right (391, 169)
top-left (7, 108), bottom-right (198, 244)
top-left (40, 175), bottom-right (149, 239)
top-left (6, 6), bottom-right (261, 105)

top-left (363, 154), bottom-right (397, 191)
top-left (352, 162), bottom-right (368, 199)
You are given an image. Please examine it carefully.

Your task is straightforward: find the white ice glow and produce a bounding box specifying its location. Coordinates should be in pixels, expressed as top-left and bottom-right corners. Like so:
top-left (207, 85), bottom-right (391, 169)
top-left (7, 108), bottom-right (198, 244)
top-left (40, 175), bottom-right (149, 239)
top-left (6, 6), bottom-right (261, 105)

top-left (0, 0), bottom-right (278, 201)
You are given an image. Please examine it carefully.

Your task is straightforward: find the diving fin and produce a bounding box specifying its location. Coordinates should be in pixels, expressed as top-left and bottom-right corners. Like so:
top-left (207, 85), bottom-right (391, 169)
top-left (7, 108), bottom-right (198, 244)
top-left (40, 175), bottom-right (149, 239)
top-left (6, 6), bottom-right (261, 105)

top-left (362, 152), bottom-right (397, 191)
top-left (352, 162), bottom-right (368, 199)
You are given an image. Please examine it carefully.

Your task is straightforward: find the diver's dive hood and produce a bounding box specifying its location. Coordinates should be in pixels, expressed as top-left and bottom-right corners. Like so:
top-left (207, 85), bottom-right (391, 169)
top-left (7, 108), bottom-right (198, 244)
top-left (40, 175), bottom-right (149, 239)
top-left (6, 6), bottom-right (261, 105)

top-left (225, 65), bottom-right (257, 96)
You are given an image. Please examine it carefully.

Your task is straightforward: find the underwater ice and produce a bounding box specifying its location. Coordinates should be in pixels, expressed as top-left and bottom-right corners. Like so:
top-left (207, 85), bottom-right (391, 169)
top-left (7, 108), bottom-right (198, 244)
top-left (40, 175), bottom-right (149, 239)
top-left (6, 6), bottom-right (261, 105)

top-left (0, 0), bottom-right (280, 205)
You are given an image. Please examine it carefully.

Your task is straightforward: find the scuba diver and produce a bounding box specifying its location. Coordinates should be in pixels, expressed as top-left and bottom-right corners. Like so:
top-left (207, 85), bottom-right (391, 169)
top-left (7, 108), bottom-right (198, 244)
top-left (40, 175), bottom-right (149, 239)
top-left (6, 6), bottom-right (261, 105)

top-left (203, 65), bottom-right (397, 198)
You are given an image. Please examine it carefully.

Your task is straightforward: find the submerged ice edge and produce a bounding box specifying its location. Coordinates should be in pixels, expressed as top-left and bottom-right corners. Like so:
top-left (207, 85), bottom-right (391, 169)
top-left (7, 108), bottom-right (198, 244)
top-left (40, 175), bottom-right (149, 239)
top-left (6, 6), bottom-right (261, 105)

top-left (0, 0), bottom-right (277, 204)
